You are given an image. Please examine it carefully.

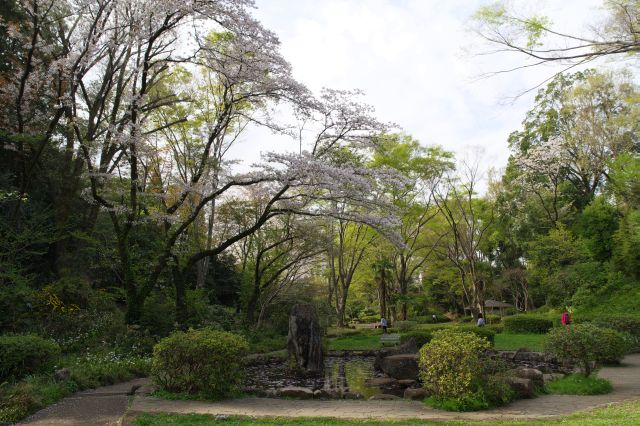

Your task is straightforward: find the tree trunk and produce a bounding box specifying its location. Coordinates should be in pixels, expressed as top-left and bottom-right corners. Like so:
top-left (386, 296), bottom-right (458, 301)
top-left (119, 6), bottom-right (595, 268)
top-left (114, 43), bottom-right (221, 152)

top-left (378, 267), bottom-right (387, 320)
top-left (173, 267), bottom-right (187, 327)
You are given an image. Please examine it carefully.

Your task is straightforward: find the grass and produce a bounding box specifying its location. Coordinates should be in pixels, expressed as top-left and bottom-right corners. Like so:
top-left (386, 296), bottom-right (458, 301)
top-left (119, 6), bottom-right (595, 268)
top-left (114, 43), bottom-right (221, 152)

top-left (0, 351), bottom-right (150, 423)
top-left (134, 398), bottom-right (640, 425)
top-left (494, 333), bottom-right (546, 351)
top-left (326, 333), bottom-right (382, 351)
top-left (545, 373), bottom-right (613, 395)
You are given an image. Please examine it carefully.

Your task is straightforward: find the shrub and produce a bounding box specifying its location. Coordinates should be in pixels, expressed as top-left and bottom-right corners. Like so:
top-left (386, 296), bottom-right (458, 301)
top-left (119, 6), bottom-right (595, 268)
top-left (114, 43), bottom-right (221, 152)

top-left (486, 324), bottom-right (504, 334)
top-left (0, 334), bottom-right (60, 381)
top-left (545, 324), bottom-right (629, 376)
top-left (503, 315), bottom-right (553, 334)
top-left (400, 331), bottom-right (432, 348)
top-left (486, 314), bottom-right (501, 324)
top-left (394, 321), bottom-right (417, 332)
top-left (151, 328), bottom-right (248, 399)
top-left (418, 330), bottom-right (512, 411)
top-left (429, 325), bottom-right (496, 344)
top-left (590, 315), bottom-right (640, 351)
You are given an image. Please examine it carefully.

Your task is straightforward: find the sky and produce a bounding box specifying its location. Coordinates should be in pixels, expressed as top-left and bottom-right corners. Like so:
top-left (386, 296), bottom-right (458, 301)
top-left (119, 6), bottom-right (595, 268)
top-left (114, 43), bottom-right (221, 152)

top-left (228, 0), bottom-right (622, 185)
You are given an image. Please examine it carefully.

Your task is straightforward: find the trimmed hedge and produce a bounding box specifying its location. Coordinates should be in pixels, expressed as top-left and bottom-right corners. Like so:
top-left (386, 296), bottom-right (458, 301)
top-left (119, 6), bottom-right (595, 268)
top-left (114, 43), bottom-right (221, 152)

top-left (151, 328), bottom-right (248, 398)
top-left (401, 331), bottom-right (432, 348)
top-left (437, 325), bottom-right (496, 344)
top-left (0, 334), bottom-right (60, 381)
top-left (503, 316), bottom-right (553, 334)
top-left (394, 321), bottom-right (417, 332)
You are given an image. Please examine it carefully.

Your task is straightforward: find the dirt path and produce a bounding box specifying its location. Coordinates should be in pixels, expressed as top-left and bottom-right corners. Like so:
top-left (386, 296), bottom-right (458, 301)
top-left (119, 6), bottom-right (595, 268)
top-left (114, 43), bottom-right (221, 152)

top-left (125, 353), bottom-right (640, 422)
top-left (18, 354), bottom-right (640, 425)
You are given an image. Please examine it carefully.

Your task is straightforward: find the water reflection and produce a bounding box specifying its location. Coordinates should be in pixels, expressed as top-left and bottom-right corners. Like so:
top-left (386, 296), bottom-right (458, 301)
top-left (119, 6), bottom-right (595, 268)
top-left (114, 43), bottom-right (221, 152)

top-left (245, 356), bottom-right (389, 397)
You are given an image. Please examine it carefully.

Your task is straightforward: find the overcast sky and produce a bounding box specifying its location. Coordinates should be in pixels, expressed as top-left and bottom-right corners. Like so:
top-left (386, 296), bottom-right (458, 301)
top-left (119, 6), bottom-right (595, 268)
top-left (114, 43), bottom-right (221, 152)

top-left (229, 0), bottom-right (621, 184)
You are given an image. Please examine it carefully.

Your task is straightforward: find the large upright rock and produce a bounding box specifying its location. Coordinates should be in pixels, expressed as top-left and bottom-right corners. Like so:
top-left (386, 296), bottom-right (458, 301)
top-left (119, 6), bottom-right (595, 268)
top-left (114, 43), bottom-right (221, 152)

top-left (287, 304), bottom-right (324, 374)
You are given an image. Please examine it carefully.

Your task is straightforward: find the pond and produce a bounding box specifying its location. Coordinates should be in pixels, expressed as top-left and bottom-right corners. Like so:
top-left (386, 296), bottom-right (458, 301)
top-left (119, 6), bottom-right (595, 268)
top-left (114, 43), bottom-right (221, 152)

top-left (244, 355), bottom-right (402, 398)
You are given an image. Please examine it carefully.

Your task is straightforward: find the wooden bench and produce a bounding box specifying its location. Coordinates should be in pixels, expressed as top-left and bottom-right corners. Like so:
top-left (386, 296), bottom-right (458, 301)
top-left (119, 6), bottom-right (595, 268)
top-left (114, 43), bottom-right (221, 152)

top-left (380, 333), bottom-right (401, 346)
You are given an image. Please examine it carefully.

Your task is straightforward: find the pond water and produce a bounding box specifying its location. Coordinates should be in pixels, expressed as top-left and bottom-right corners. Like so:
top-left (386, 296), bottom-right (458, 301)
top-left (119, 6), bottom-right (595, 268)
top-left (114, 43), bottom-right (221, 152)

top-left (245, 356), bottom-right (398, 398)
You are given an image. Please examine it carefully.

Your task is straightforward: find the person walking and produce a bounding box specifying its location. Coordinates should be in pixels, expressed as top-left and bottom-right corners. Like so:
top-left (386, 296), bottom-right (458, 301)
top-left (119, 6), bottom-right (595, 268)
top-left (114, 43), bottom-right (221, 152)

top-left (561, 310), bottom-right (571, 325)
top-left (432, 314), bottom-right (437, 323)
top-left (380, 317), bottom-right (388, 333)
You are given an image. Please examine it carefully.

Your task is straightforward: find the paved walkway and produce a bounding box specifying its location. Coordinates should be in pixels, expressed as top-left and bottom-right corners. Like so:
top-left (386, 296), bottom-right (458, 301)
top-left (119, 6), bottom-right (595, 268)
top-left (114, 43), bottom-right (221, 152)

top-left (126, 354), bottom-right (640, 422)
top-left (17, 354), bottom-right (640, 425)
top-left (17, 378), bottom-right (149, 426)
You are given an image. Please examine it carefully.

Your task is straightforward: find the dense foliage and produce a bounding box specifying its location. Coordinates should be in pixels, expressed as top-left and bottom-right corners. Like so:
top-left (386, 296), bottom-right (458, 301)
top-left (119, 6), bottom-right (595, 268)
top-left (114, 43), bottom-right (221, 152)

top-left (0, 335), bottom-right (60, 381)
top-left (418, 330), bottom-right (512, 411)
top-left (545, 324), bottom-right (629, 376)
top-left (151, 328), bottom-right (249, 399)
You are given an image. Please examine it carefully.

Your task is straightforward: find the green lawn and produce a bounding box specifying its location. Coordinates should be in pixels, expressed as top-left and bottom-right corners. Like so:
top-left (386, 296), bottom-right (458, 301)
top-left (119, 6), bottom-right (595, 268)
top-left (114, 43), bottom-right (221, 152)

top-left (494, 333), bottom-right (546, 352)
top-left (326, 334), bottom-right (382, 351)
top-left (134, 398), bottom-right (640, 425)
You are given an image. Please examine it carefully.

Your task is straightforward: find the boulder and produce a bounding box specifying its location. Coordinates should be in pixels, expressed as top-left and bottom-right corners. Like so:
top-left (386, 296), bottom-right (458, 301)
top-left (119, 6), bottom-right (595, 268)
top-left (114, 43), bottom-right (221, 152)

top-left (380, 354), bottom-right (419, 380)
top-left (278, 386), bottom-right (315, 399)
top-left (364, 377), bottom-right (398, 387)
top-left (543, 373), bottom-right (564, 384)
top-left (54, 368), bottom-right (71, 382)
top-left (507, 377), bottom-right (535, 399)
top-left (368, 393), bottom-right (401, 400)
top-left (397, 379), bottom-right (417, 387)
top-left (374, 339), bottom-right (418, 370)
top-left (512, 367), bottom-right (544, 388)
top-left (342, 391), bottom-right (364, 399)
top-left (403, 387), bottom-right (429, 400)
top-left (313, 389), bottom-right (332, 399)
top-left (287, 304), bottom-right (323, 374)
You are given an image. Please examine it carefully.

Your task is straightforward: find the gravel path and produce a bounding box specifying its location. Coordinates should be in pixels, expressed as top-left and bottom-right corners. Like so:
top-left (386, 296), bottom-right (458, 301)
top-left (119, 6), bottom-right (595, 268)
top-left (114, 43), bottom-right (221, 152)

top-left (18, 354), bottom-right (640, 424)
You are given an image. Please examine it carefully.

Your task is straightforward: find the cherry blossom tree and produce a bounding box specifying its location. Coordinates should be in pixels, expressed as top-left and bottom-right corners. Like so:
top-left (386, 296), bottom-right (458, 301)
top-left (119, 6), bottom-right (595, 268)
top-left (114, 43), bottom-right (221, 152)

top-left (4, 0), bottom-right (399, 324)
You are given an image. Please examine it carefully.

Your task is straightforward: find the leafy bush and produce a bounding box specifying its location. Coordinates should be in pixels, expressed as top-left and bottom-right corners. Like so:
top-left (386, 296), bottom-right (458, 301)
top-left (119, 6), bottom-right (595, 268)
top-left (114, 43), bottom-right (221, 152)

top-left (503, 315), bottom-right (553, 334)
top-left (418, 330), bottom-right (512, 411)
top-left (394, 321), bottom-right (417, 332)
top-left (400, 331), bottom-right (432, 348)
top-left (545, 324), bottom-right (629, 376)
top-left (586, 315), bottom-right (640, 351)
top-left (486, 324), bottom-right (504, 334)
top-left (0, 334), bottom-right (60, 381)
top-left (430, 325), bottom-right (496, 344)
top-left (486, 314), bottom-right (502, 324)
top-left (151, 328), bottom-right (248, 399)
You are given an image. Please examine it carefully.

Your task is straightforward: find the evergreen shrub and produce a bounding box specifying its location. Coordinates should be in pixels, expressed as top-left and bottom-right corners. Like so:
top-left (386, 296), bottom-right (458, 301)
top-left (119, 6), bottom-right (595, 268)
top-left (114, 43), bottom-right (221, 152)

top-left (503, 315), bottom-right (553, 334)
top-left (545, 324), bottom-right (629, 376)
top-left (151, 328), bottom-right (248, 398)
top-left (418, 330), bottom-right (512, 411)
top-left (0, 334), bottom-right (60, 381)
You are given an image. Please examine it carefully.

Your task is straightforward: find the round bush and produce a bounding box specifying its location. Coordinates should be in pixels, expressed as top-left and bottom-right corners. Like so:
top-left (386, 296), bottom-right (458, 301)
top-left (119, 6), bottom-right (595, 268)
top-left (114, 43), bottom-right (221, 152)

top-left (544, 324), bottom-right (629, 377)
top-left (151, 328), bottom-right (249, 398)
top-left (418, 330), bottom-right (512, 410)
top-left (0, 334), bottom-right (61, 381)
top-left (503, 316), bottom-right (553, 334)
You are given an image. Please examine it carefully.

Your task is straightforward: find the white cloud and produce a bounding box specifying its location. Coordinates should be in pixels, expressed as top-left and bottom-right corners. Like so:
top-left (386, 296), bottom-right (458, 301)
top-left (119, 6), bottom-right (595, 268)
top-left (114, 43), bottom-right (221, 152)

top-left (229, 0), bottom-right (616, 189)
